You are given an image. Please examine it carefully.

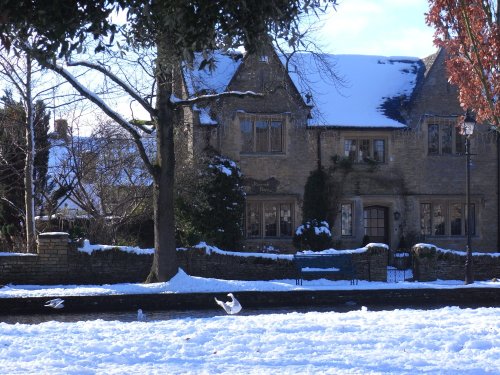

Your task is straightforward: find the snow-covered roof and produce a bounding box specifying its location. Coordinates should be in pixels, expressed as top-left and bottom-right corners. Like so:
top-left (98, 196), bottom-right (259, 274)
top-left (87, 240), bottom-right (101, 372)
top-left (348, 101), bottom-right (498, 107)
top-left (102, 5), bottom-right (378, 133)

top-left (283, 53), bottom-right (422, 128)
top-left (183, 52), bottom-right (244, 96)
top-left (194, 105), bottom-right (218, 126)
top-left (46, 136), bottom-right (154, 216)
top-left (183, 51), bottom-right (423, 129)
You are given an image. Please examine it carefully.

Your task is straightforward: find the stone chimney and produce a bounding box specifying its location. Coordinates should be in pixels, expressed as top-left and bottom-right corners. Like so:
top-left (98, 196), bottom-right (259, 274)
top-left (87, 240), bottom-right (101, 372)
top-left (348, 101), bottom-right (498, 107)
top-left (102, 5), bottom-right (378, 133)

top-left (54, 119), bottom-right (69, 143)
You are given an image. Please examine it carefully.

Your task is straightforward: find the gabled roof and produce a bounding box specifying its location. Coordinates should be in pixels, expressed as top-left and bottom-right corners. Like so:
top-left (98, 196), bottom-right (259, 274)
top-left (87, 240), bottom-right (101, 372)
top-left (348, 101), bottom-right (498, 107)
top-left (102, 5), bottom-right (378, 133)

top-left (283, 53), bottom-right (423, 128)
top-left (183, 52), bottom-right (244, 96)
top-left (183, 51), bottom-right (424, 129)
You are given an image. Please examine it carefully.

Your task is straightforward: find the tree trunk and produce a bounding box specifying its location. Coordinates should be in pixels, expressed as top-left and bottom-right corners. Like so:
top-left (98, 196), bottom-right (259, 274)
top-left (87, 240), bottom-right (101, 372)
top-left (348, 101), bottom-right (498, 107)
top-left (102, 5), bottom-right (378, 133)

top-left (25, 54), bottom-right (36, 252)
top-left (146, 33), bottom-right (179, 282)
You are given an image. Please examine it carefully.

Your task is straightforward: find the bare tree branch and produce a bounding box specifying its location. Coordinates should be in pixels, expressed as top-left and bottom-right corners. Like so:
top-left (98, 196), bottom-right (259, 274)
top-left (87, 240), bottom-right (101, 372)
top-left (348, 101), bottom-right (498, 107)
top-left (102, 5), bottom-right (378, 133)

top-left (172, 90), bottom-right (264, 106)
top-left (41, 60), bottom-right (157, 177)
top-left (67, 60), bottom-right (157, 117)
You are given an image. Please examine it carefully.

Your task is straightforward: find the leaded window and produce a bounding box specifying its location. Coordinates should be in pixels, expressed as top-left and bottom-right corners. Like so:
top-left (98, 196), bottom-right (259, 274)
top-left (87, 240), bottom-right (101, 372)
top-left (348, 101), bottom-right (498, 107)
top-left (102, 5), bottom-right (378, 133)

top-left (420, 202), bottom-right (476, 236)
top-left (246, 201), bottom-right (294, 238)
top-left (344, 138), bottom-right (386, 163)
top-left (341, 203), bottom-right (353, 236)
top-left (427, 119), bottom-right (464, 155)
top-left (240, 117), bottom-right (284, 153)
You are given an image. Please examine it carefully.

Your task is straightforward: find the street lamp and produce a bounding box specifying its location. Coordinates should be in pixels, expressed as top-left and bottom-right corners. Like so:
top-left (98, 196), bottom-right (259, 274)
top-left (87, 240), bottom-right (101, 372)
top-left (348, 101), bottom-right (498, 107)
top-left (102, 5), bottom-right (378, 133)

top-left (462, 110), bottom-right (476, 284)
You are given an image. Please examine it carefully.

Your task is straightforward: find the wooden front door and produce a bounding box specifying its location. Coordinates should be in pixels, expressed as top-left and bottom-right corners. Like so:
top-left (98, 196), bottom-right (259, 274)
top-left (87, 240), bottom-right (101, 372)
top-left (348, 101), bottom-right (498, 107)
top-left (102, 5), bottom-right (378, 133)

top-left (363, 206), bottom-right (389, 244)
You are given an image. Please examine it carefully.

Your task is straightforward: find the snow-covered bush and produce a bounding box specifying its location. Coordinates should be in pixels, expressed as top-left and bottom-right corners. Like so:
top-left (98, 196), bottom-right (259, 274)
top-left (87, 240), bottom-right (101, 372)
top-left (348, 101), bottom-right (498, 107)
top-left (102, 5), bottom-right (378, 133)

top-left (293, 219), bottom-right (333, 251)
top-left (176, 153), bottom-right (245, 250)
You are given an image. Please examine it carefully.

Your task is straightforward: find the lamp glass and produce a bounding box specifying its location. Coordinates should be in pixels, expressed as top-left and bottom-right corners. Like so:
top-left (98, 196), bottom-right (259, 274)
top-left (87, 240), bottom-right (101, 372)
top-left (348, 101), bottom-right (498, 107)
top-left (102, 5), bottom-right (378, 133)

top-left (463, 113), bottom-right (476, 136)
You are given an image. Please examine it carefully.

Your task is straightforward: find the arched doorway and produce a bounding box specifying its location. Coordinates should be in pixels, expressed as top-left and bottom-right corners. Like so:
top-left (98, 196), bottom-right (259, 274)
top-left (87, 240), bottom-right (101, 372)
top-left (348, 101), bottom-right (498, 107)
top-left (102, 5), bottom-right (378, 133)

top-left (363, 206), bottom-right (389, 245)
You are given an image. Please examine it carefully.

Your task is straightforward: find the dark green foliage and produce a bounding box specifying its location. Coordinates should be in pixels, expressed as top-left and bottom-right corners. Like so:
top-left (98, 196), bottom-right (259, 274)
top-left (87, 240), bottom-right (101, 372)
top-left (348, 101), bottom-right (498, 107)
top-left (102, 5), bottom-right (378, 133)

top-left (302, 167), bottom-right (329, 222)
top-left (175, 197), bottom-right (203, 247)
top-left (33, 101), bottom-right (50, 211)
top-left (0, 93), bottom-right (50, 246)
top-left (0, 0), bottom-right (124, 57)
top-left (125, 1), bottom-right (335, 65)
top-left (1, 0), bottom-right (336, 66)
top-left (296, 167), bottom-right (333, 251)
top-left (177, 154), bottom-right (245, 250)
top-left (331, 154), bottom-right (353, 172)
top-left (293, 219), bottom-right (333, 251)
top-left (362, 235), bottom-right (371, 246)
top-left (0, 94), bottom-right (25, 246)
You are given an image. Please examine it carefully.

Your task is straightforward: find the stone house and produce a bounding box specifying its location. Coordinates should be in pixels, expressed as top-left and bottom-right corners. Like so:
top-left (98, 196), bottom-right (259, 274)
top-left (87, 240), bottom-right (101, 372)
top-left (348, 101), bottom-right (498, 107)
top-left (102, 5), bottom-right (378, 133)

top-left (183, 47), bottom-right (498, 253)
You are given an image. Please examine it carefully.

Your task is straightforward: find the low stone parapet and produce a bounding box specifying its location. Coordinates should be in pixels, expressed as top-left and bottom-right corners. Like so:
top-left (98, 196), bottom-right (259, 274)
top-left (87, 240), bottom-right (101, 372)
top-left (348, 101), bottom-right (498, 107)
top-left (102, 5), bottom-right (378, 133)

top-left (351, 243), bottom-right (388, 282)
top-left (1, 235), bottom-right (388, 284)
top-left (411, 243), bottom-right (500, 281)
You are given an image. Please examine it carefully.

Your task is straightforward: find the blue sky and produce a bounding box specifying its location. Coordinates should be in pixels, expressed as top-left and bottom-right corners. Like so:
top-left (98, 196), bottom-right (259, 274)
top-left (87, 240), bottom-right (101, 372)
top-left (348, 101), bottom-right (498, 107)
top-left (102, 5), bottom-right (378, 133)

top-left (314, 0), bottom-right (437, 58)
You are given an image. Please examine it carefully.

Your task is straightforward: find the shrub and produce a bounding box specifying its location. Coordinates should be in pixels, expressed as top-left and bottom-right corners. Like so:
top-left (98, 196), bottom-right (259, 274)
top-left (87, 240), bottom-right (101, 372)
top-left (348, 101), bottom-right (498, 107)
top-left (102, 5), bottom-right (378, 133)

top-left (302, 167), bottom-right (329, 222)
top-left (293, 219), bottom-right (333, 251)
top-left (176, 153), bottom-right (245, 250)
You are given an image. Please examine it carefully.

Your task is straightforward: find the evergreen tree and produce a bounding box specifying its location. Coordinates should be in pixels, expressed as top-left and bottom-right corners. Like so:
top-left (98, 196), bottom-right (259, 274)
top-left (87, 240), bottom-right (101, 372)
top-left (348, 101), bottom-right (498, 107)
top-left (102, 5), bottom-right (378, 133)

top-left (294, 167), bottom-right (332, 251)
top-left (0, 93), bottom-right (50, 247)
top-left (33, 100), bottom-right (50, 212)
top-left (302, 167), bottom-right (329, 222)
top-left (200, 155), bottom-right (245, 250)
top-left (177, 153), bottom-right (245, 250)
top-left (0, 94), bottom-right (26, 247)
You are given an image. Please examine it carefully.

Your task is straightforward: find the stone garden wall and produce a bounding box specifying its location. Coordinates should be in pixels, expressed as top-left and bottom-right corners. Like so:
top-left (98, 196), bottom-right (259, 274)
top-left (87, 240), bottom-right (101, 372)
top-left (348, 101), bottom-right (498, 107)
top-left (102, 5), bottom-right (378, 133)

top-left (178, 244), bottom-right (388, 282)
top-left (0, 233), bottom-right (389, 285)
top-left (411, 244), bottom-right (500, 282)
top-left (0, 233), bottom-right (152, 285)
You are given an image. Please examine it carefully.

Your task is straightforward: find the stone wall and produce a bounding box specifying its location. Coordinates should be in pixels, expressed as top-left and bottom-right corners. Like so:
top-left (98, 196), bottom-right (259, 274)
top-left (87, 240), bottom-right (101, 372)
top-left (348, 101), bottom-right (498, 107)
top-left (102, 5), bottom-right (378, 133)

top-left (0, 233), bottom-right (151, 285)
top-left (352, 245), bottom-right (389, 282)
top-left (178, 244), bottom-right (388, 282)
top-left (0, 233), bottom-right (71, 284)
top-left (67, 248), bottom-right (152, 284)
top-left (411, 244), bottom-right (500, 281)
top-left (0, 234), bottom-right (388, 285)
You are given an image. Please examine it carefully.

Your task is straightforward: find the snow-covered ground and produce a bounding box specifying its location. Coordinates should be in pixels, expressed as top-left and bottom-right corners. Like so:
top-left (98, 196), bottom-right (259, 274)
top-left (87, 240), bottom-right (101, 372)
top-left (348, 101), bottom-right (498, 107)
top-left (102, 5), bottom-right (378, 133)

top-left (1, 269), bottom-right (499, 373)
top-left (1, 268), bottom-right (499, 299)
top-left (0, 305), bottom-right (498, 374)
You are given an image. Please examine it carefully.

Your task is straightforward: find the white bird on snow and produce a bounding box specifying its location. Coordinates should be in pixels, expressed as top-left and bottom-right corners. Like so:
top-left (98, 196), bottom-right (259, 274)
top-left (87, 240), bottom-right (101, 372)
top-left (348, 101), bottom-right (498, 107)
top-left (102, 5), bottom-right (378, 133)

top-left (137, 309), bottom-right (146, 321)
top-left (214, 293), bottom-right (242, 315)
top-left (44, 298), bottom-right (65, 309)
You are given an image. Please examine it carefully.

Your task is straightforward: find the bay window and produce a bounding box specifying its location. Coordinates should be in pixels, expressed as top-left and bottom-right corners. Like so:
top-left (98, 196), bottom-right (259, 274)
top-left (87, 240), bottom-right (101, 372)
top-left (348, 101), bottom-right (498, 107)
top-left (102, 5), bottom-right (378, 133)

top-left (246, 201), bottom-right (294, 238)
top-left (420, 202), bottom-right (475, 236)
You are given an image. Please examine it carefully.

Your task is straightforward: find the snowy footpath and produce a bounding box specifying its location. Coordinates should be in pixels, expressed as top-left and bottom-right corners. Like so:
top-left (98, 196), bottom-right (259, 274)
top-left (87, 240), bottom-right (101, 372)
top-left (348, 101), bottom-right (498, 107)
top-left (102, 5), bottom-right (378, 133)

top-left (0, 270), bottom-right (499, 374)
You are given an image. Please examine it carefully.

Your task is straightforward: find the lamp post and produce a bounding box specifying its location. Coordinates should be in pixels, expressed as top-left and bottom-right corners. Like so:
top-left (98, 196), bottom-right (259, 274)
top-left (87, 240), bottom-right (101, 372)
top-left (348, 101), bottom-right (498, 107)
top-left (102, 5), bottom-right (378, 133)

top-left (462, 110), bottom-right (476, 285)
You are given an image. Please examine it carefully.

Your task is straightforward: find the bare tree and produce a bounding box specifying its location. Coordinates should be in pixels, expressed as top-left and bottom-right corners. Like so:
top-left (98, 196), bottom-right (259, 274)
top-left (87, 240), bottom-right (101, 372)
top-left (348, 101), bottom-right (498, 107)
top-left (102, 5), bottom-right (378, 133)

top-left (46, 117), bottom-right (154, 244)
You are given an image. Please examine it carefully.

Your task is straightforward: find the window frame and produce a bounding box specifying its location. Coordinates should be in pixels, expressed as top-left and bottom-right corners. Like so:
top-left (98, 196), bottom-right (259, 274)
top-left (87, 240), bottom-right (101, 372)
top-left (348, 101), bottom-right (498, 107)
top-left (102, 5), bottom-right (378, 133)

top-left (426, 118), bottom-right (465, 156)
top-left (343, 137), bottom-right (387, 163)
top-left (420, 201), bottom-right (476, 237)
top-left (245, 200), bottom-right (294, 239)
top-left (341, 203), bottom-right (354, 237)
top-left (240, 115), bottom-right (285, 154)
